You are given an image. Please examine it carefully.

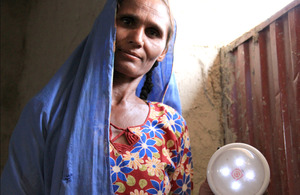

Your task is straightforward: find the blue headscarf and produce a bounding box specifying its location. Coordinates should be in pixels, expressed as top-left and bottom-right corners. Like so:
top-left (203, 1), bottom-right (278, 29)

top-left (1, 0), bottom-right (181, 194)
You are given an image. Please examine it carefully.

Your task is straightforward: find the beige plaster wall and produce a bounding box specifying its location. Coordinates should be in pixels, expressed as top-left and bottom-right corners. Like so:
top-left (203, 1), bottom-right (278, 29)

top-left (172, 46), bottom-right (224, 192)
top-left (170, 1), bottom-right (225, 191)
top-left (1, 0), bottom-right (224, 193)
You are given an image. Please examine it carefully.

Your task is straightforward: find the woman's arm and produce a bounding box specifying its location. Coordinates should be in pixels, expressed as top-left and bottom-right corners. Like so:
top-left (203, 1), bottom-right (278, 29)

top-left (169, 117), bottom-right (193, 194)
top-left (199, 178), bottom-right (214, 195)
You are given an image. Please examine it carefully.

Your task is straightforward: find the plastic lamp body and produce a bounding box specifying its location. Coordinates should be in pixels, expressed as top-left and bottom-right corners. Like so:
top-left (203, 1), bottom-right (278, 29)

top-left (207, 143), bottom-right (270, 195)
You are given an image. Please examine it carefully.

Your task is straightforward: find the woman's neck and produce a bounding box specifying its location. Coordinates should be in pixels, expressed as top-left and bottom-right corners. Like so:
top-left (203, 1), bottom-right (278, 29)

top-left (111, 72), bottom-right (149, 128)
top-left (112, 71), bottom-right (143, 106)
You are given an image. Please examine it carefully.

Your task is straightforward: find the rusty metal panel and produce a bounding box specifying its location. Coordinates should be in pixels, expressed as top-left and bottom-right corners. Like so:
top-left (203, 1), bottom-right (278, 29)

top-left (221, 1), bottom-right (300, 194)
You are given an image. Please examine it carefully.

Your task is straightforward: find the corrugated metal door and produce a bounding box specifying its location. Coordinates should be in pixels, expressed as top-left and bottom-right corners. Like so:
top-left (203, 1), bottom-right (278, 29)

top-left (220, 1), bottom-right (300, 194)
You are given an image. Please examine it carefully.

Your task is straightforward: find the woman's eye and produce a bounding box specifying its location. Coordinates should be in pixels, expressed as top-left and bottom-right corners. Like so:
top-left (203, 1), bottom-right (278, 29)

top-left (147, 28), bottom-right (160, 38)
top-left (121, 17), bottom-right (133, 26)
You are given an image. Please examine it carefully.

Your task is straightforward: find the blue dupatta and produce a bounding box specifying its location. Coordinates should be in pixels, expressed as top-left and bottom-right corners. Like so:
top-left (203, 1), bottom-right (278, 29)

top-left (1, 0), bottom-right (181, 194)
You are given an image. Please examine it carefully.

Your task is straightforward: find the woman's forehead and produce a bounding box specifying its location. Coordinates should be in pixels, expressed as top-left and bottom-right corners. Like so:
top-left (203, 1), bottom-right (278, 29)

top-left (118, 0), bottom-right (168, 18)
top-left (117, 0), bottom-right (170, 26)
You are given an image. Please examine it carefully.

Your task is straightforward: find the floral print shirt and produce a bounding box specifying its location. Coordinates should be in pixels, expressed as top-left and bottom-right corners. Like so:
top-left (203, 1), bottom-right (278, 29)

top-left (109, 102), bottom-right (193, 195)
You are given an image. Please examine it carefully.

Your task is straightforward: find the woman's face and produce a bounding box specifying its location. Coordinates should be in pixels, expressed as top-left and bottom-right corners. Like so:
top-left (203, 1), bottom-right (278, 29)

top-left (114, 0), bottom-right (170, 79)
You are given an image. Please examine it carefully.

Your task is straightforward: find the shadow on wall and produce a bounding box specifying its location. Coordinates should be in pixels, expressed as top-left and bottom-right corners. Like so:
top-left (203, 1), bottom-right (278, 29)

top-left (0, 0), bottom-right (106, 173)
top-left (1, 0), bottom-right (31, 173)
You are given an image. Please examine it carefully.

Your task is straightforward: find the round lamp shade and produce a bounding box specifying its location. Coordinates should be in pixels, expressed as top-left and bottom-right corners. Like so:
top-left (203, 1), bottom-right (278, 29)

top-left (207, 143), bottom-right (270, 195)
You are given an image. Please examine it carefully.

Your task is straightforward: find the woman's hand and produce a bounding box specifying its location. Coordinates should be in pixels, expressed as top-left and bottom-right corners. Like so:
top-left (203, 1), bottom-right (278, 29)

top-left (199, 178), bottom-right (214, 195)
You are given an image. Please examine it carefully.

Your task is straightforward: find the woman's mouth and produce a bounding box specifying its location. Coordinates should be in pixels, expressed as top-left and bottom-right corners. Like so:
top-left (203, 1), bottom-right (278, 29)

top-left (118, 49), bottom-right (142, 61)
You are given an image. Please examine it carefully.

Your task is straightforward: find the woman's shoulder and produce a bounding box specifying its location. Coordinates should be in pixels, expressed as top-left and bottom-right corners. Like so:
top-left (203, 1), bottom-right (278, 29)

top-left (147, 101), bottom-right (187, 140)
top-left (19, 87), bottom-right (66, 128)
top-left (148, 101), bottom-right (186, 124)
top-left (149, 101), bottom-right (179, 114)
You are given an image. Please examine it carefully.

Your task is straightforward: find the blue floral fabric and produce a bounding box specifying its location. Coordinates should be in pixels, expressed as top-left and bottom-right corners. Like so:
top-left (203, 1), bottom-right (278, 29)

top-left (109, 102), bottom-right (193, 194)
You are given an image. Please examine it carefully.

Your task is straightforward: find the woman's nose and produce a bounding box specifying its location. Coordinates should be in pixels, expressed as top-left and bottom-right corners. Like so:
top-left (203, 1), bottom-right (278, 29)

top-left (128, 28), bottom-right (144, 48)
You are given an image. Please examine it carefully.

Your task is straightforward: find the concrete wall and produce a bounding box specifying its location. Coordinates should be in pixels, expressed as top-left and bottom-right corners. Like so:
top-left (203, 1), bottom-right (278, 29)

top-left (1, 0), bottom-right (224, 193)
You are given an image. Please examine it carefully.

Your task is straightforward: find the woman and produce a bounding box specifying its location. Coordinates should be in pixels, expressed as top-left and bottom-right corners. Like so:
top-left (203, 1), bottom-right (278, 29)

top-left (1, 0), bottom-right (193, 194)
top-left (110, 0), bottom-right (193, 194)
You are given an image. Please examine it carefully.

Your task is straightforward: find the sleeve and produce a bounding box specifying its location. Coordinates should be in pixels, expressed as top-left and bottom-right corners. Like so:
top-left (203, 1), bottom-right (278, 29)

top-left (169, 118), bottom-right (193, 194)
top-left (1, 98), bottom-right (46, 195)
